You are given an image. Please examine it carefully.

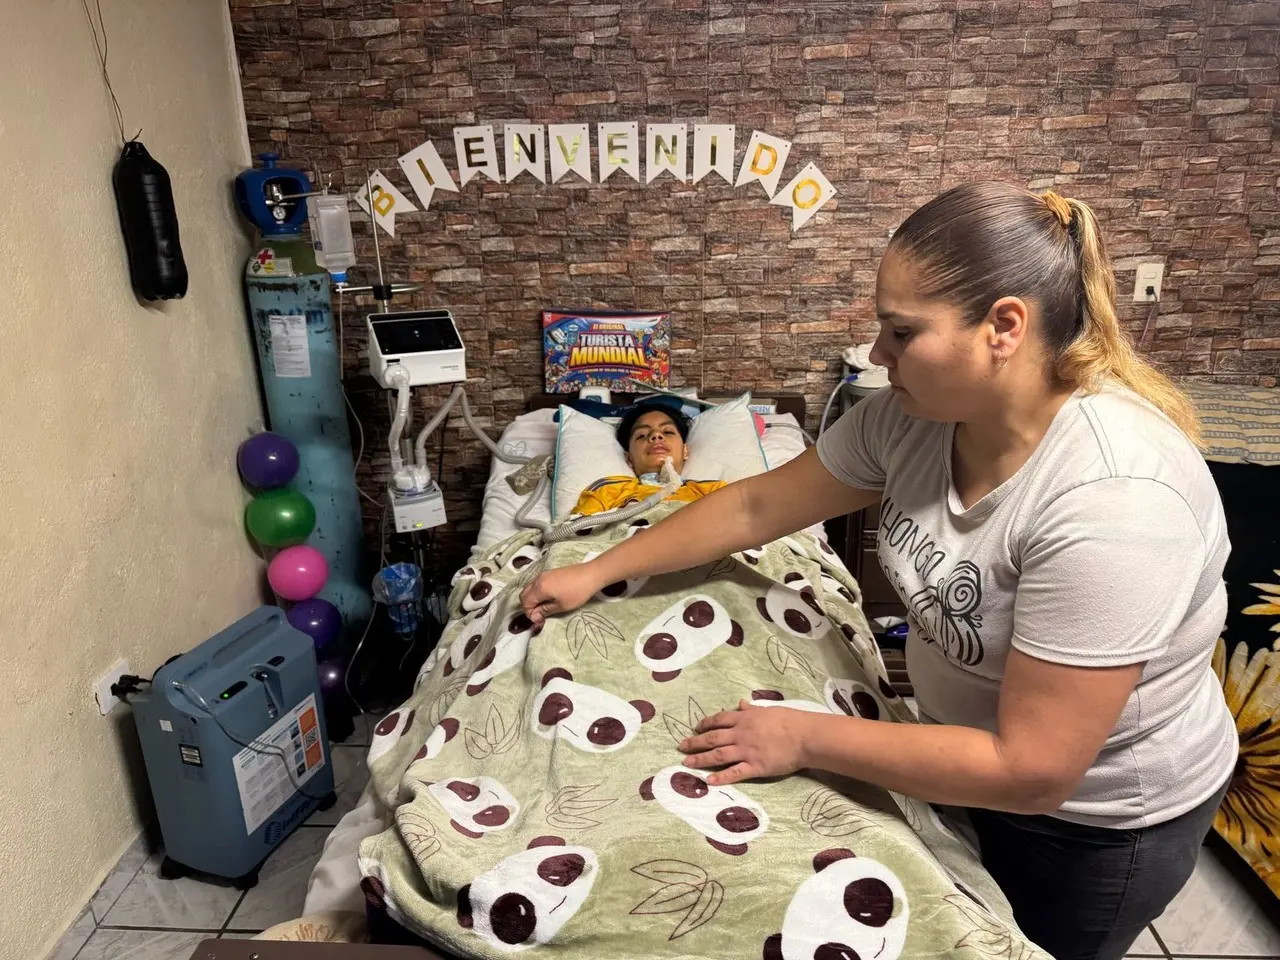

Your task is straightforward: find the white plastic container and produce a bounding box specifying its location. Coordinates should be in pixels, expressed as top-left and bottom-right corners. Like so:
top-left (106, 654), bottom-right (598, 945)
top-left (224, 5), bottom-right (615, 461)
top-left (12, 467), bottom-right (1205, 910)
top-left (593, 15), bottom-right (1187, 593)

top-left (307, 193), bottom-right (356, 282)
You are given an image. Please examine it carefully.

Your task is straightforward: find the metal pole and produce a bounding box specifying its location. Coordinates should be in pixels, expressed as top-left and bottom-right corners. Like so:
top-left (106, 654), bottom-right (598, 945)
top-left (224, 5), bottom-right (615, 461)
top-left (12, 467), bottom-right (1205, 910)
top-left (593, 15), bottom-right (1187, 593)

top-left (365, 171), bottom-right (390, 316)
top-left (365, 171), bottom-right (413, 462)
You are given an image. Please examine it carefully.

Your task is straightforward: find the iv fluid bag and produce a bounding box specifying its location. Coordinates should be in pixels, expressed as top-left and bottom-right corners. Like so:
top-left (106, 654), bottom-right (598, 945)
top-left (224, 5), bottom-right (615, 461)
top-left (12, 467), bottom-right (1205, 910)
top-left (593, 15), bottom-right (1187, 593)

top-left (307, 194), bottom-right (355, 282)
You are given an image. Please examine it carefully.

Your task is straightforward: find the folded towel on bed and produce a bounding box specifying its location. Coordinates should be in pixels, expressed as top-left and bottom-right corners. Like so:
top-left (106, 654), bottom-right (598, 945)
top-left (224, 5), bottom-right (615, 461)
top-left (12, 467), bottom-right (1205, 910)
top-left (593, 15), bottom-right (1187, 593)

top-left (504, 454), bottom-right (551, 495)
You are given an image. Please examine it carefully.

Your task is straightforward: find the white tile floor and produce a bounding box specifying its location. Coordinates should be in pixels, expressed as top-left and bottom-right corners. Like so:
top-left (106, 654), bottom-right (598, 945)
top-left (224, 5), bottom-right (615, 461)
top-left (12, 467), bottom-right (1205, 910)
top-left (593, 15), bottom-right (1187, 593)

top-left (47, 718), bottom-right (374, 960)
top-left (47, 710), bottom-right (1280, 959)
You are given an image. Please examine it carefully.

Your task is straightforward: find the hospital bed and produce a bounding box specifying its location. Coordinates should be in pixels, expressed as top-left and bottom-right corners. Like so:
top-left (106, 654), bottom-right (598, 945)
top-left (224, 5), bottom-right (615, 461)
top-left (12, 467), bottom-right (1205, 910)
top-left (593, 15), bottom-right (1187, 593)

top-left (301, 395), bottom-right (821, 908)
top-left (274, 394), bottom-right (1048, 960)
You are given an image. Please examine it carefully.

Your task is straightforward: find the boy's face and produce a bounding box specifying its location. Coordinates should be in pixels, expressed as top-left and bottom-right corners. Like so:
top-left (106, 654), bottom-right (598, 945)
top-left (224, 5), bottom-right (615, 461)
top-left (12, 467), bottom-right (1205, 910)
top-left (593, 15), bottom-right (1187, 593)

top-left (627, 411), bottom-right (687, 476)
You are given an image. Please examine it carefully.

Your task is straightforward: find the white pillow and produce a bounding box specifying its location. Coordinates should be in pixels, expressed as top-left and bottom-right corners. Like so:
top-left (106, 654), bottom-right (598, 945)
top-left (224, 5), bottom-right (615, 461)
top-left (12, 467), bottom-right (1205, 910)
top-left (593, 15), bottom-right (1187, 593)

top-left (683, 393), bottom-right (769, 482)
top-left (551, 406), bottom-right (632, 522)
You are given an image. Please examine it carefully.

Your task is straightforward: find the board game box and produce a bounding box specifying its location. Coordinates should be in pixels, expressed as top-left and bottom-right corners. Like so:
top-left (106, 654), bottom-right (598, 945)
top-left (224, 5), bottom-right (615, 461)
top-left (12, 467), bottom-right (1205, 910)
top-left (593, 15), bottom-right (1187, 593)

top-left (542, 309), bottom-right (671, 394)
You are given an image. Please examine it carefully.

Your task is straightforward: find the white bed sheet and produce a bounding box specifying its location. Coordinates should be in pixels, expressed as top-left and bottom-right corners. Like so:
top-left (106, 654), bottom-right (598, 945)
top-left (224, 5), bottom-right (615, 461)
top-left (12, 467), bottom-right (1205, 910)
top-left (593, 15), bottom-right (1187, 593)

top-left (304, 783), bottom-right (383, 915)
top-left (471, 409), bottom-right (823, 558)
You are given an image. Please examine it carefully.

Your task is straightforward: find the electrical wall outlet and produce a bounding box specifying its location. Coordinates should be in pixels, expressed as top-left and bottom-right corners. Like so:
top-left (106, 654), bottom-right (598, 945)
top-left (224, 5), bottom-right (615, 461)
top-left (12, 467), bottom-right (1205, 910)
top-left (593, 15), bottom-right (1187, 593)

top-left (1132, 262), bottom-right (1164, 302)
top-left (93, 659), bottom-right (131, 715)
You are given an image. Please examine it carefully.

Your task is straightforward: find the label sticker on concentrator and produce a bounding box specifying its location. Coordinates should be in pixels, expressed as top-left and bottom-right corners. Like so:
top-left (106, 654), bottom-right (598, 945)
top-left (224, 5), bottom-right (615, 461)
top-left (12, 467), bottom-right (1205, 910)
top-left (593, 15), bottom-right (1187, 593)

top-left (179, 744), bottom-right (203, 767)
top-left (232, 694), bottom-right (325, 835)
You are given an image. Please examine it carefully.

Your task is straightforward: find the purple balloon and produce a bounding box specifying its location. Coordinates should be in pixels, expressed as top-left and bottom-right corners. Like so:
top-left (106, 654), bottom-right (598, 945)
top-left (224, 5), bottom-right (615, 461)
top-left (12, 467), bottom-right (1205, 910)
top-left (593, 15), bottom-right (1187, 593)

top-left (317, 657), bottom-right (345, 692)
top-left (288, 598), bottom-right (343, 653)
top-left (237, 432), bottom-right (299, 489)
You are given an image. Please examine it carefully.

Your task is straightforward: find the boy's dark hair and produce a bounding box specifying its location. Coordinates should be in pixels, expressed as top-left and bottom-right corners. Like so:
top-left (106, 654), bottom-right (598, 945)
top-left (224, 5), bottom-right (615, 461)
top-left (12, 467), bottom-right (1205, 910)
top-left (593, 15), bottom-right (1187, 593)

top-left (615, 400), bottom-right (691, 448)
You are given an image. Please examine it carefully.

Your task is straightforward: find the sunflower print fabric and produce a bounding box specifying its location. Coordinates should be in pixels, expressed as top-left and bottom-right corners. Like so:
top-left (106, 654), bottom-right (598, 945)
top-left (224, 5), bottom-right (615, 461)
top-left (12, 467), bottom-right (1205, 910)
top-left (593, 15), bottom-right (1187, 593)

top-left (1213, 570), bottom-right (1280, 896)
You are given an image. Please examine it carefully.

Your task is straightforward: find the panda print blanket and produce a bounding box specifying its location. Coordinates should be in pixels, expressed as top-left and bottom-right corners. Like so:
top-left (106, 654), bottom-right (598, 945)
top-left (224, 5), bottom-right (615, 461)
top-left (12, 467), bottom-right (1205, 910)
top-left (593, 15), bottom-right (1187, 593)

top-left (355, 503), bottom-right (1051, 960)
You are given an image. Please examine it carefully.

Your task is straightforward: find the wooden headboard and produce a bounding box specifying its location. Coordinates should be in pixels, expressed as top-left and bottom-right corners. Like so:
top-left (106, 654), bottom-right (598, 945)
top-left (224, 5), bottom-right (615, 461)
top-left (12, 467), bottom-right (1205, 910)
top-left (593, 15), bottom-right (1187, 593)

top-left (528, 391), bottom-right (806, 423)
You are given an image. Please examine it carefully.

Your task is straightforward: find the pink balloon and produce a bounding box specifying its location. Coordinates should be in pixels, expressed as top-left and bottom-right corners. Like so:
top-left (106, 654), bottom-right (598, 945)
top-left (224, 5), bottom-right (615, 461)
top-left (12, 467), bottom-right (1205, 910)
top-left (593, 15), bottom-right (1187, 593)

top-left (267, 545), bottom-right (328, 601)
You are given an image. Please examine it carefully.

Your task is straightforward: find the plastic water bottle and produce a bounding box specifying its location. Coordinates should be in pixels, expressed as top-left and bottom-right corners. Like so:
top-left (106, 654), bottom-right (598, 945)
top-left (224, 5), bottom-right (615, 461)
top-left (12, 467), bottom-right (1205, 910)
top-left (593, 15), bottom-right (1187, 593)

top-left (307, 193), bottom-right (356, 283)
top-left (114, 141), bottom-right (188, 300)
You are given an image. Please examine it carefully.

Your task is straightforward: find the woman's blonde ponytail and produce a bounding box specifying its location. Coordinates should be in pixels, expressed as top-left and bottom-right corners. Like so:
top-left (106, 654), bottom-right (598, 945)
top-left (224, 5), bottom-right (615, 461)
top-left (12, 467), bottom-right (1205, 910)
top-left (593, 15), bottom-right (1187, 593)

top-left (1057, 197), bottom-right (1202, 445)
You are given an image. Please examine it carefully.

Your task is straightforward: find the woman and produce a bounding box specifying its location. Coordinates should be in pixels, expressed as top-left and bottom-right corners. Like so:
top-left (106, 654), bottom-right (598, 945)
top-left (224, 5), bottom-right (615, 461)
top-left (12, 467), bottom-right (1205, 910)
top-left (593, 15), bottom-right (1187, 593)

top-left (521, 182), bottom-right (1236, 960)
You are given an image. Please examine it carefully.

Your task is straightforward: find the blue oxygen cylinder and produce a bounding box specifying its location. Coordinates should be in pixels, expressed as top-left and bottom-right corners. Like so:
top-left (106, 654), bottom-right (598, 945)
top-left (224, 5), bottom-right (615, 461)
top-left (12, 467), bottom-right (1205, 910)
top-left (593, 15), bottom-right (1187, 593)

top-left (237, 156), bottom-right (371, 626)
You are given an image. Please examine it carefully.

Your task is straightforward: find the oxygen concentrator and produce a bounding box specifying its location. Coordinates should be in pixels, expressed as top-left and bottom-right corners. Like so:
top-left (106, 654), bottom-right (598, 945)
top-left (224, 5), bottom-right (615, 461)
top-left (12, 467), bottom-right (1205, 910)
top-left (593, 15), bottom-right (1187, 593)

top-left (131, 607), bottom-right (336, 888)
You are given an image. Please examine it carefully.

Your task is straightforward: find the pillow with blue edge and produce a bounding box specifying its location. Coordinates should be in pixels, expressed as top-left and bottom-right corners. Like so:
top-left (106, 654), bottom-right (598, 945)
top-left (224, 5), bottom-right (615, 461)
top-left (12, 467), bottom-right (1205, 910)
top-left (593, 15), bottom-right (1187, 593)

top-left (683, 393), bottom-right (770, 482)
top-left (551, 405), bottom-right (631, 522)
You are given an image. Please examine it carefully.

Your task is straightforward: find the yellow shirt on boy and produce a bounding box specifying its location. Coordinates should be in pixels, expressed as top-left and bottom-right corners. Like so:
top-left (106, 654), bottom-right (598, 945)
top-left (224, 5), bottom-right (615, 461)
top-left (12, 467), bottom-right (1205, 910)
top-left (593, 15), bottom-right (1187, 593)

top-left (572, 476), bottom-right (727, 517)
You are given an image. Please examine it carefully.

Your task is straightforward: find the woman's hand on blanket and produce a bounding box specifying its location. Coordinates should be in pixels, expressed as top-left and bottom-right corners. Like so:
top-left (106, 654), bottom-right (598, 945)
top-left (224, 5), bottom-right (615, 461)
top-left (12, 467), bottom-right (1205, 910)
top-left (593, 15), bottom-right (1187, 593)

top-left (520, 564), bottom-right (602, 624)
top-left (679, 699), bottom-right (812, 786)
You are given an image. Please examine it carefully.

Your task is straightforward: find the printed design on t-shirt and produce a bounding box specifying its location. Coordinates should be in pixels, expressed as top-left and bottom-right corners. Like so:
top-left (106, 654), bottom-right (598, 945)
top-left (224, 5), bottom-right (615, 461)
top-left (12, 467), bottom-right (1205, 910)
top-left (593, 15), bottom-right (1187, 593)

top-left (878, 496), bottom-right (985, 665)
top-left (909, 561), bottom-right (985, 666)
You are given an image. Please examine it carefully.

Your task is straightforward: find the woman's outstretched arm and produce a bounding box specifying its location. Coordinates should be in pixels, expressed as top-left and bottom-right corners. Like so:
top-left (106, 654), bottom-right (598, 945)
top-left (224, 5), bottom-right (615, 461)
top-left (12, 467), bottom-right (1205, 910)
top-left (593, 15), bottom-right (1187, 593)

top-left (521, 447), bottom-right (880, 622)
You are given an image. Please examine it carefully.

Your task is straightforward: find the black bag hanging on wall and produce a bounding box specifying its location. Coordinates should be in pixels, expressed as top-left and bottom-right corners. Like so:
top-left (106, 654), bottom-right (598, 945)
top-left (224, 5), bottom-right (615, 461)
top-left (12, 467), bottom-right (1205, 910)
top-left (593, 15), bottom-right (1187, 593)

top-left (113, 140), bottom-right (188, 301)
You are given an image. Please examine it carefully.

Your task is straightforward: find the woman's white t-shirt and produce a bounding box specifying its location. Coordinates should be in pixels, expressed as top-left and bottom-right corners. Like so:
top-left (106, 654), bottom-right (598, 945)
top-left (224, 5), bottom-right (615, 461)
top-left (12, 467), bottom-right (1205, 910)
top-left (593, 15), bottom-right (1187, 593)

top-left (817, 385), bottom-right (1237, 828)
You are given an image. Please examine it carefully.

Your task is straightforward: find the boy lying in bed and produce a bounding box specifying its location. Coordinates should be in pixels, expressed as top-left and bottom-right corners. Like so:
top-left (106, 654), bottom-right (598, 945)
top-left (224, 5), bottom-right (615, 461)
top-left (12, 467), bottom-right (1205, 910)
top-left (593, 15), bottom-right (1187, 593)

top-left (570, 401), bottom-right (726, 516)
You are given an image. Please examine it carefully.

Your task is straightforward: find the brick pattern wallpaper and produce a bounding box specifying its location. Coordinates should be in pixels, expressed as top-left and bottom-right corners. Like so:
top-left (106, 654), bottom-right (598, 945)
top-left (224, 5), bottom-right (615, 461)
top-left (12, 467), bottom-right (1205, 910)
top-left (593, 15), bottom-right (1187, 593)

top-left (229, 0), bottom-right (1280, 567)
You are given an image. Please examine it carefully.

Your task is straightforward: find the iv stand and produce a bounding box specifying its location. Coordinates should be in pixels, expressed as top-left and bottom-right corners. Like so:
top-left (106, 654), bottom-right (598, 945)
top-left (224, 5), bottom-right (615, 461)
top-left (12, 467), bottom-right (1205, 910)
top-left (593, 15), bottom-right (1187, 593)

top-left (360, 172), bottom-right (427, 576)
top-left (356, 171), bottom-right (419, 468)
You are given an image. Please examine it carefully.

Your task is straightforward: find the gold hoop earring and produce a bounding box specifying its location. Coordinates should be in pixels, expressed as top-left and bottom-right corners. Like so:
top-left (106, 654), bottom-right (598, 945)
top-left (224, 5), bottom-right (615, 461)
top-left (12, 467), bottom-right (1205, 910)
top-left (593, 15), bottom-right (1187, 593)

top-left (995, 356), bottom-right (1008, 369)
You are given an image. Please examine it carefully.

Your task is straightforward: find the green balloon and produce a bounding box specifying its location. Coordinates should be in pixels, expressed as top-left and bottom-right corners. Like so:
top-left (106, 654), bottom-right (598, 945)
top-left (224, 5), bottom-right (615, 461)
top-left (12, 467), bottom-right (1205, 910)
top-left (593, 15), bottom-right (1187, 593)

top-left (245, 488), bottom-right (316, 548)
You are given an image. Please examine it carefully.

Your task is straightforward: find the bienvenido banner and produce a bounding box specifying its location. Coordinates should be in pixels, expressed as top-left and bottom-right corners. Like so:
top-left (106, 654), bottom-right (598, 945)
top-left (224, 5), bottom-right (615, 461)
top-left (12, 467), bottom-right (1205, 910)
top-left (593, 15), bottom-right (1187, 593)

top-left (354, 122), bottom-right (836, 236)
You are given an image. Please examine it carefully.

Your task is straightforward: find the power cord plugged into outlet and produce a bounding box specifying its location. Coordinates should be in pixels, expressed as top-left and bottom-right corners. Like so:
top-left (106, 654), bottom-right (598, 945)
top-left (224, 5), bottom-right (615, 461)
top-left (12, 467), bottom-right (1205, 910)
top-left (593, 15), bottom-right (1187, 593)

top-left (109, 674), bottom-right (151, 703)
top-left (96, 654), bottom-right (180, 715)
top-left (1146, 285), bottom-right (1157, 301)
